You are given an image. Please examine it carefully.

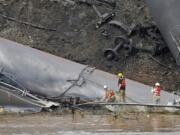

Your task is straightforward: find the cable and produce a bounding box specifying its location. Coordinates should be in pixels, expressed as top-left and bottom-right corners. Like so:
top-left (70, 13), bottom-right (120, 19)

top-left (47, 66), bottom-right (89, 99)
top-left (0, 13), bottom-right (56, 31)
top-left (149, 55), bottom-right (177, 71)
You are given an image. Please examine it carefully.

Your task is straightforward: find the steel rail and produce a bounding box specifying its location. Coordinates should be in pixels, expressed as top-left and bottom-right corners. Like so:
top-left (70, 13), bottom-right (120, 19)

top-left (74, 102), bottom-right (180, 108)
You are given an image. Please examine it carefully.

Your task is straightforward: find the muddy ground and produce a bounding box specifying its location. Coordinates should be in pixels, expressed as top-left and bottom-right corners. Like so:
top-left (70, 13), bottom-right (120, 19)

top-left (0, 112), bottom-right (180, 134)
top-left (0, 0), bottom-right (179, 91)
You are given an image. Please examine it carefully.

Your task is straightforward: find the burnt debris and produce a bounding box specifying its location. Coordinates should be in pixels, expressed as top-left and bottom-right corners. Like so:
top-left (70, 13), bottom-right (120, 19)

top-left (92, 5), bottom-right (115, 29)
top-left (104, 22), bottom-right (167, 61)
top-left (76, 0), bottom-right (116, 8)
top-left (75, 0), bottom-right (167, 61)
top-left (76, 0), bottom-right (115, 28)
top-left (104, 36), bottom-right (132, 61)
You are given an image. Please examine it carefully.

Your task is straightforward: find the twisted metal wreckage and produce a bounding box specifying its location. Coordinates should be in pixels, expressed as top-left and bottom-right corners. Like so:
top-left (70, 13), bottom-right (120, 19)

top-left (77, 0), bottom-right (180, 66)
top-left (0, 37), bottom-right (111, 112)
top-left (105, 0), bottom-right (180, 65)
top-left (147, 0), bottom-right (180, 66)
top-left (0, 0), bottom-right (180, 113)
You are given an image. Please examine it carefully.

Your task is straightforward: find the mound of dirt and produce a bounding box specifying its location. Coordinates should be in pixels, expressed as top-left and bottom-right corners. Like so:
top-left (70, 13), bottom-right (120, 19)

top-left (0, 0), bottom-right (179, 91)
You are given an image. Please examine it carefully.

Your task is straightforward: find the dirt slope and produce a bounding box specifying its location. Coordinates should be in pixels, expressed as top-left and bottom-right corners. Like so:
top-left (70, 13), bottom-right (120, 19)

top-left (0, 0), bottom-right (179, 91)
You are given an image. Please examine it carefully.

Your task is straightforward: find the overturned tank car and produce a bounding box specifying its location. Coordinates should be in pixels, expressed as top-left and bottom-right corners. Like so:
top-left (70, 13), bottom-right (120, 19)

top-left (146, 0), bottom-right (180, 66)
top-left (0, 37), bottom-right (114, 111)
top-left (0, 37), bottom-right (178, 113)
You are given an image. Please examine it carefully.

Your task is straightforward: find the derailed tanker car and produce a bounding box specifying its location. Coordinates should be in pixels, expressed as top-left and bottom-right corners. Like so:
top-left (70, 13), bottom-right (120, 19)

top-left (0, 37), bottom-right (179, 113)
top-left (146, 0), bottom-right (180, 66)
top-left (0, 37), bottom-right (112, 112)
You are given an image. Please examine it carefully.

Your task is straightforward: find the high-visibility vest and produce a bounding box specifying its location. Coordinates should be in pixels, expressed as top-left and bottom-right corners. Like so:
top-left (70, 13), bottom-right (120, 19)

top-left (118, 78), bottom-right (126, 90)
top-left (109, 90), bottom-right (115, 98)
top-left (154, 86), bottom-right (161, 96)
top-left (105, 90), bottom-right (115, 99)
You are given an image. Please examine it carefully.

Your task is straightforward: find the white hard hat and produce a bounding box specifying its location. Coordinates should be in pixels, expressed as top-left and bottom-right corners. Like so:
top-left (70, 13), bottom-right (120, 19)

top-left (155, 82), bottom-right (160, 86)
top-left (104, 85), bottom-right (108, 89)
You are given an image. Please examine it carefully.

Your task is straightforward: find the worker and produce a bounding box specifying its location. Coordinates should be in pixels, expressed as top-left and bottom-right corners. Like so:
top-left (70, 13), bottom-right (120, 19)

top-left (103, 85), bottom-right (115, 102)
top-left (117, 73), bottom-right (126, 102)
top-left (151, 82), bottom-right (161, 104)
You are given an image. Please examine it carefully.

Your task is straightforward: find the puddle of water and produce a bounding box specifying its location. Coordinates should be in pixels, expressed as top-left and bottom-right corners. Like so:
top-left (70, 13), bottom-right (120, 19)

top-left (0, 112), bottom-right (179, 135)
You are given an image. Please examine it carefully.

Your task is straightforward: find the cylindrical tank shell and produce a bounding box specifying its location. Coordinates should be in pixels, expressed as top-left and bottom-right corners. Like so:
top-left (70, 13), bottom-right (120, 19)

top-left (0, 37), bottom-right (105, 99)
top-left (0, 37), bottom-right (175, 106)
top-left (146, 0), bottom-right (180, 65)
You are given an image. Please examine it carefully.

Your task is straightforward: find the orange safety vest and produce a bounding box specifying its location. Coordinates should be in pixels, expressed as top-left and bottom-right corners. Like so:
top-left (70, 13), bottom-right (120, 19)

top-left (105, 90), bottom-right (115, 99)
top-left (109, 90), bottom-right (115, 98)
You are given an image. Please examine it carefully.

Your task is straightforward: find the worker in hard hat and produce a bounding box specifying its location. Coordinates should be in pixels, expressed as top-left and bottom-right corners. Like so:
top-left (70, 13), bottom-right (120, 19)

top-left (117, 73), bottom-right (126, 102)
top-left (103, 85), bottom-right (115, 102)
top-left (151, 82), bottom-right (161, 104)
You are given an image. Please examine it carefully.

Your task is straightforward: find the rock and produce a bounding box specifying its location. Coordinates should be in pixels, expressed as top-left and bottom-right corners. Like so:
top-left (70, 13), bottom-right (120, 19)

top-left (78, 12), bottom-right (87, 19)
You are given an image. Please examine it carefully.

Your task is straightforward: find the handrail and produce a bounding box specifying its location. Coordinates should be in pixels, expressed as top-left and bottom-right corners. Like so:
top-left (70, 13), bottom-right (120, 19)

top-left (0, 81), bottom-right (59, 108)
top-left (47, 65), bottom-right (89, 99)
top-left (74, 102), bottom-right (180, 108)
top-left (0, 81), bottom-right (44, 102)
